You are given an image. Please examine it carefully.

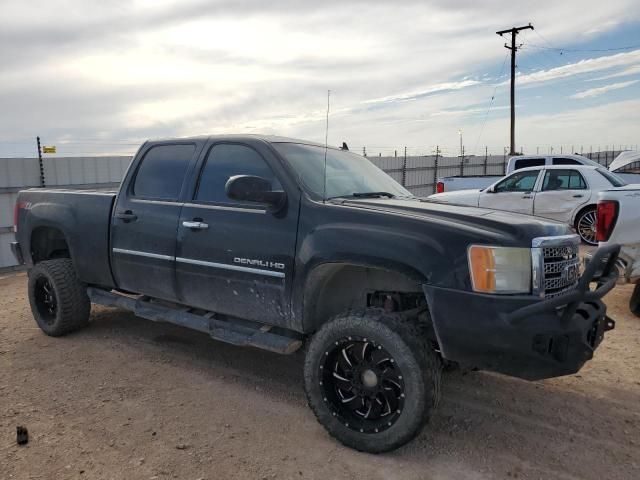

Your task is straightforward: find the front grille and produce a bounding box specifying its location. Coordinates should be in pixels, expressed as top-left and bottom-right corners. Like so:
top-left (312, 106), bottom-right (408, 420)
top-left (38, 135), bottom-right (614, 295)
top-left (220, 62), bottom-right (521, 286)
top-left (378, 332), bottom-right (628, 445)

top-left (542, 243), bottom-right (580, 298)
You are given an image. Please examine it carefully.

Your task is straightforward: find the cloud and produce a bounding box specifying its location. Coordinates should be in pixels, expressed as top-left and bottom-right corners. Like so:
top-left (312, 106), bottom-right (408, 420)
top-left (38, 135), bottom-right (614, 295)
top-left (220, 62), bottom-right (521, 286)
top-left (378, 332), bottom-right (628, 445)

top-left (587, 64), bottom-right (640, 81)
top-left (362, 80), bottom-right (481, 106)
top-left (570, 80), bottom-right (639, 99)
top-left (515, 49), bottom-right (640, 86)
top-left (2, 0), bottom-right (640, 157)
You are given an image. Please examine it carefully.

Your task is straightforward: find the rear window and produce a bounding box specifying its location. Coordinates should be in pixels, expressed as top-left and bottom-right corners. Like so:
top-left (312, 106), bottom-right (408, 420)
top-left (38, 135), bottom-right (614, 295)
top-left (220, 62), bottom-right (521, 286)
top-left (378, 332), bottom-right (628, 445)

top-left (552, 157), bottom-right (580, 166)
top-left (597, 168), bottom-right (627, 187)
top-left (133, 144), bottom-right (195, 200)
top-left (513, 158), bottom-right (545, 170)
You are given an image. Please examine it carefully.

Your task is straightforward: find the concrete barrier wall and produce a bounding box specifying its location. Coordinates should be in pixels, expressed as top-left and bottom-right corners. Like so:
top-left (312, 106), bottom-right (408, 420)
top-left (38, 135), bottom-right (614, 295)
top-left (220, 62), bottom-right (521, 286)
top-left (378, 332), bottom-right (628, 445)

top-left (0, 156), bottom-right (132, 269)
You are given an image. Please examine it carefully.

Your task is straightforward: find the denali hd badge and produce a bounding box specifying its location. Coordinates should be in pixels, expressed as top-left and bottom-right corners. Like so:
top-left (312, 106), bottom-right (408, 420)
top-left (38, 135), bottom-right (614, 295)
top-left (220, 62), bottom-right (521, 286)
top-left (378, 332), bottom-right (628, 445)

top-left (234, 257), bottom-right (285, 270)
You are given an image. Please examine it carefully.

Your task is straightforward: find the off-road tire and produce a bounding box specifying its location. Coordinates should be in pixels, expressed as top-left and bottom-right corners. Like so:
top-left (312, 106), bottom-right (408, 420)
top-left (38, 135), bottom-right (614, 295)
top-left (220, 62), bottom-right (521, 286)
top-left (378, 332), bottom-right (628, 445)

top-left (630, 284), bottom-right (640, 318)
top-left (28, 259), bottom-right (90, 336)
top-left (304, 309), bottom-right (441, 453)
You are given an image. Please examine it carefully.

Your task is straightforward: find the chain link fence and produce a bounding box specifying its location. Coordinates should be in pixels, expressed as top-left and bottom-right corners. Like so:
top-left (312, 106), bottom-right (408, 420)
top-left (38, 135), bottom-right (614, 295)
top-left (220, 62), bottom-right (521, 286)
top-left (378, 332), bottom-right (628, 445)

top-left (370, 149), bottom-right (628, 197)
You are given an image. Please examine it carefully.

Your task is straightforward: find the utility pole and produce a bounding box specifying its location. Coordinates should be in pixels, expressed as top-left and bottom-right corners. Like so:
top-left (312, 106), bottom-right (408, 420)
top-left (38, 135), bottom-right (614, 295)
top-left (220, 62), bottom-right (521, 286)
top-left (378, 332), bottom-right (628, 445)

top-left (496, 23), bottom-right (533, 155)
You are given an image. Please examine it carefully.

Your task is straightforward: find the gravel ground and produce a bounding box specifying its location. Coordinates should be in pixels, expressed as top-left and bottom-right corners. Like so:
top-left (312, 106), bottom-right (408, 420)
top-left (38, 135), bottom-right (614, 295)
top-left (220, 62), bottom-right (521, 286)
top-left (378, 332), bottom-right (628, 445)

top-left (1, 270), bottom-right (639, 480)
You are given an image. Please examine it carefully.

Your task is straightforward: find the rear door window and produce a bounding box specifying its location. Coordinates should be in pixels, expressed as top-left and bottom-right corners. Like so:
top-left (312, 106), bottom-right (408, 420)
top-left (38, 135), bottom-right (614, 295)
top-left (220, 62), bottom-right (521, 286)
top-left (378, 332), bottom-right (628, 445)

top-left (133, 144), bottom-right (195, 200)
top-left (513, 158), bottom-right (545, 170)
top-left (542, 169), bottom-right (587, 190)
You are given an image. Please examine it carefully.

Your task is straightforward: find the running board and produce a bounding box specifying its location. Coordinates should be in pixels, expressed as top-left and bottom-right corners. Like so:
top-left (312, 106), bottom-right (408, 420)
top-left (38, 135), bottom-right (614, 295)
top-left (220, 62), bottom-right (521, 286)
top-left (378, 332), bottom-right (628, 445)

top-left (87, 288), bottom-right (303, 354)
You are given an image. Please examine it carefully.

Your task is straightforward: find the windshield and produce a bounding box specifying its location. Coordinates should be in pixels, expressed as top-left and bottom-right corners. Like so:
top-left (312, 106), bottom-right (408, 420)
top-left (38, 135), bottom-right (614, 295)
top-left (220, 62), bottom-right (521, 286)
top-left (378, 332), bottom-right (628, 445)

top-left (273, 143), bottom-right (413, 199)
top-left (597, 168), bottom-right (627, 187)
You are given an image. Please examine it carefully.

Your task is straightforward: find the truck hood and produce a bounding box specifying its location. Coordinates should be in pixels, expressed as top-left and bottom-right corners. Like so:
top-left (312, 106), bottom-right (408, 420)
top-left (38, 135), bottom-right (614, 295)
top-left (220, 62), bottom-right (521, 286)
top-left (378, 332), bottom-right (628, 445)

top-left (427, 189), bottom-right (482, 206)
top-left (337, 197), bottom-right (570, 245)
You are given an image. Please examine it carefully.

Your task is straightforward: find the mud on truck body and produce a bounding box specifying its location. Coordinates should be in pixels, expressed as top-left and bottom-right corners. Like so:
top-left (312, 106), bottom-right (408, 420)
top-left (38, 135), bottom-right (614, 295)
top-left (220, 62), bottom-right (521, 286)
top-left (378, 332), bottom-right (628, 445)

top-left (11, 135), bottom-right (620, 452)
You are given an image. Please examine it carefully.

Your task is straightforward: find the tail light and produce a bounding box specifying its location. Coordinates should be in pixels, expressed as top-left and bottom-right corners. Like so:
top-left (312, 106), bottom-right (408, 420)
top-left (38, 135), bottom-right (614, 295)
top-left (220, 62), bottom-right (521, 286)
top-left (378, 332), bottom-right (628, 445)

top-left (596, 200), bottom-right (618, 242)
top-left (436, 181), bottom-right (444, 193)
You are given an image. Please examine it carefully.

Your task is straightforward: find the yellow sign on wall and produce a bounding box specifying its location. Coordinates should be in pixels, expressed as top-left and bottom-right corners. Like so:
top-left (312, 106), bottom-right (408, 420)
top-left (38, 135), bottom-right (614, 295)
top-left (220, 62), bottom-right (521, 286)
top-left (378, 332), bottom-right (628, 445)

top-left (42, 146), bottom-right (56, 153)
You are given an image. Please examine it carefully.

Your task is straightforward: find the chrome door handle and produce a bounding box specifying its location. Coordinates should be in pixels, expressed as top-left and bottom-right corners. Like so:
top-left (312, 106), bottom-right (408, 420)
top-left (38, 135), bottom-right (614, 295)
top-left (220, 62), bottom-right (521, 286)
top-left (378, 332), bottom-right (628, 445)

top-left (115, 210), bottom-right (137, 222)
top-left (182, 221), bottom-right (209, 230)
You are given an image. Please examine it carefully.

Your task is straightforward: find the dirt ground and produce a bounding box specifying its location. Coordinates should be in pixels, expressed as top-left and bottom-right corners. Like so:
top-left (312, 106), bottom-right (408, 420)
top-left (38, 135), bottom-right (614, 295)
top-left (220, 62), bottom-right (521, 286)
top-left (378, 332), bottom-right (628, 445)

top-left (1, 271), bottom-right (639, 480)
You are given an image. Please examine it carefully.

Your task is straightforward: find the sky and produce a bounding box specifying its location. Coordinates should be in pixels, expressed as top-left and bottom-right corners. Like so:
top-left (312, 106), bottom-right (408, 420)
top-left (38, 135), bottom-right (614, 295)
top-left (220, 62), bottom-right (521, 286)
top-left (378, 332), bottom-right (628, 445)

top-left (1, 0), bottom-right (640, 158)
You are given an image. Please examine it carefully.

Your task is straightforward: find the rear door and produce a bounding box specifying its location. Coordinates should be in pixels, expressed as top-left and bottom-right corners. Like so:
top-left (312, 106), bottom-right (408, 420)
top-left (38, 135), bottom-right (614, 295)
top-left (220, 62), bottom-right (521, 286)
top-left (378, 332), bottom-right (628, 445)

top-left (110, 142), bottom-right (200, 301)
top-left (533, 169), bottom-right (589, 223)
top-left (478, 169), bottom-right (541, 215)
top-left (175, 141), bottom-right (299, 327)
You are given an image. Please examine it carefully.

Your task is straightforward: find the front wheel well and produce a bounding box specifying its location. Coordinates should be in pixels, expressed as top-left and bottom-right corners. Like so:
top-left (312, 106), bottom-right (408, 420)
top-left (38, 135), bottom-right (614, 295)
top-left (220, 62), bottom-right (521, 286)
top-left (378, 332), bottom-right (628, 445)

top-left (302, 263), bottom-right (430, 333)
top-left (30, 227), bottom-right (71, 263)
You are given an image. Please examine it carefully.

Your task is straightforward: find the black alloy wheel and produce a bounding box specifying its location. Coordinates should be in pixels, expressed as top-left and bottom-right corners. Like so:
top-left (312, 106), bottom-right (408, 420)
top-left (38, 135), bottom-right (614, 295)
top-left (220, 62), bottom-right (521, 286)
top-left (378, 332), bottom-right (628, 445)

top-left (33, 277), bottom-right (58, 324)
top-left (320, 336), bottom-right (406, 434)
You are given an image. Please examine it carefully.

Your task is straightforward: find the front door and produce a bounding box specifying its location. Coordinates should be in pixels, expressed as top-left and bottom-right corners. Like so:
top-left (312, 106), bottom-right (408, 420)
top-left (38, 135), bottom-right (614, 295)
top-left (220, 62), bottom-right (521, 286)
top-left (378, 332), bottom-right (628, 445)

top-left (111, 143), bottom-right (199, 301)
top-left (175, 142), bottom-right (299, 327)
top-left (533, 169), bottom-right (589, 223)
top-left (479, 169), bottom-right (541, 215)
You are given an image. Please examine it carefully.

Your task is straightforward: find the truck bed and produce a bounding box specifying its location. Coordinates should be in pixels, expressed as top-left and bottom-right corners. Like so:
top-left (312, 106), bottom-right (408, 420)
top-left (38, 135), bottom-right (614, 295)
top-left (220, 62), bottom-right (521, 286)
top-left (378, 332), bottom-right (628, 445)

top-left (15, 188), bottom-right (117, 288)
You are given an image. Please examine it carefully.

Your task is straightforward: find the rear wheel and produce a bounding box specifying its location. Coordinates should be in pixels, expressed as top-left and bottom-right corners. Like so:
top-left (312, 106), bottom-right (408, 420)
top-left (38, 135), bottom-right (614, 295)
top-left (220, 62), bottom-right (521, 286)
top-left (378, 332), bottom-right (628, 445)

top-left (575, 207), bottom-right (597, 245)
top-left (630, 284), bottom-right (640, 318)
top-left (28, 259), bottom-right (90, 336)
top-left (304, 309), bottom-right (441, 453)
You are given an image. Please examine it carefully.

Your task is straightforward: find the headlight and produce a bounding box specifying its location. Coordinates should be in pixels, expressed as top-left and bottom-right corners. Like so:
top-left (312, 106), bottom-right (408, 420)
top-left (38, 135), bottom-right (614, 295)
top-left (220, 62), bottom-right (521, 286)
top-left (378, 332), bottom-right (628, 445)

top-left (468, 245), bottom-right (531, 294)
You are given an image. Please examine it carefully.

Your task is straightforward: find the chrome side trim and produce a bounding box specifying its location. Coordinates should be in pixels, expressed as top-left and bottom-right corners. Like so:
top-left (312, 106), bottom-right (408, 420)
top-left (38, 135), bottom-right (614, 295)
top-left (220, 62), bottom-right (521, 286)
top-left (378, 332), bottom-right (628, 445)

top-left (131, 199), bottom-right (182, 206)
top-left (183, 203), bottom-right (266, 214)
top-left (175, 257), bottom-right (285, 278)
top-left (112, 248), bottom-right (174, 261)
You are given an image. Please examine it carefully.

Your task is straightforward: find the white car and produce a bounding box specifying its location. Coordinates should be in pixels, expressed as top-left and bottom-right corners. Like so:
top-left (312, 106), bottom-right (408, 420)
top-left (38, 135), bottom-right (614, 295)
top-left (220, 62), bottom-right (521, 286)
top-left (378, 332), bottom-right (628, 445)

top-left (428, 165), bottom-right (630, 245)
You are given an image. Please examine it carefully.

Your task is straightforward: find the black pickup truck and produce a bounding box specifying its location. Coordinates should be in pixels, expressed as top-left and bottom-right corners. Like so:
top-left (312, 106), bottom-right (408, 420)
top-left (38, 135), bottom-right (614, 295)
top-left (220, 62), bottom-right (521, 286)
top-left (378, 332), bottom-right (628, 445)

top-left (11, 135), bottom-right (620, 452)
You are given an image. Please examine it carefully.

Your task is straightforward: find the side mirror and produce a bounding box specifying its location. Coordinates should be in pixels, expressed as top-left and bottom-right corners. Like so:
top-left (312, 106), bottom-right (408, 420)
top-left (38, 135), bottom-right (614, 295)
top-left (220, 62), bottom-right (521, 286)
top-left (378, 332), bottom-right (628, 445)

top-left (225, 175), bottom-right (286, 212)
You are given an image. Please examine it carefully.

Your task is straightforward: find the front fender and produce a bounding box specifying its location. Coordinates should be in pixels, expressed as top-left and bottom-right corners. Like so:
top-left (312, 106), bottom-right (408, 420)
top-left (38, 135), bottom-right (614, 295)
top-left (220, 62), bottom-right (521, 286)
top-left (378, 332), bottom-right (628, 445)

top-left (292, 221), bottom-right (468, 332)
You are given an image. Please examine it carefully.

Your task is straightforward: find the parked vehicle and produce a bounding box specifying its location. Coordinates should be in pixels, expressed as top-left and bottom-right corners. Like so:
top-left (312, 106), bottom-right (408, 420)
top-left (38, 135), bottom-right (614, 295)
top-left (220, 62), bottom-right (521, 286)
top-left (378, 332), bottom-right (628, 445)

top-left (594, 186), bottom-right (640, 317)
top-left (10, 135), bottom-right (620, 453)
top-left (608, 150), bottom-right (640, 175)
top-left (429, 165), bottom-right (630, 245)
top-left (436, 154), bottom-right (602, 193)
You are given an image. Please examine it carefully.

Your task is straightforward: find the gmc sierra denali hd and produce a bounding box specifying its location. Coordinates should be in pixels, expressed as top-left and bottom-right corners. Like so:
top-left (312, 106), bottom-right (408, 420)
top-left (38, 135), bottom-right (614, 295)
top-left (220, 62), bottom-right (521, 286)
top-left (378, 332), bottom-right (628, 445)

top-left (11, 135), bottom-right (620, 452)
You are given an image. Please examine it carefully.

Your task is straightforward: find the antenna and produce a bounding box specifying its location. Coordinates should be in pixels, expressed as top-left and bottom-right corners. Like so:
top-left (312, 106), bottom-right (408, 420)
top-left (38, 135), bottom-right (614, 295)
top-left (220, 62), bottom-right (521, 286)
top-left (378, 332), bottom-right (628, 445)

top-left (323, 89), bottom-right (330, 202)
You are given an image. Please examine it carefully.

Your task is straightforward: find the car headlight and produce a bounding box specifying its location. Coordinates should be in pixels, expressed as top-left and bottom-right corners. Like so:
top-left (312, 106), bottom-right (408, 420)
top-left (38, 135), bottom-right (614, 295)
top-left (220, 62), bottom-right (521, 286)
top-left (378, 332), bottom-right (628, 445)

top-left (468, 245), bottom-right (531, 294)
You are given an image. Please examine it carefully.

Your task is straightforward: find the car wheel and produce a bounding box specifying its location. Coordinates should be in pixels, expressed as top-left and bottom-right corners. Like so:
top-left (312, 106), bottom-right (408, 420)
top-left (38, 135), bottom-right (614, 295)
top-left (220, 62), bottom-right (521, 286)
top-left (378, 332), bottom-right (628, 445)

top-left (575, 207), bottom-right (598, 245)
top-left (28, 259), bottom-right (91, 336)
top-left (630, 284), bottom-right (640, 318)
top-left (303, 309), bottom-right (441, 453)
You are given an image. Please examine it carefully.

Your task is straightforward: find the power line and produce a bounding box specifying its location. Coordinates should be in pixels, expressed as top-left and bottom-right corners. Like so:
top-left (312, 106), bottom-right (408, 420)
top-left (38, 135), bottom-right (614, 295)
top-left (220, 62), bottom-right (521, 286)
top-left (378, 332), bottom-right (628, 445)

top-left (474, 51), bottom-right (509, 154)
